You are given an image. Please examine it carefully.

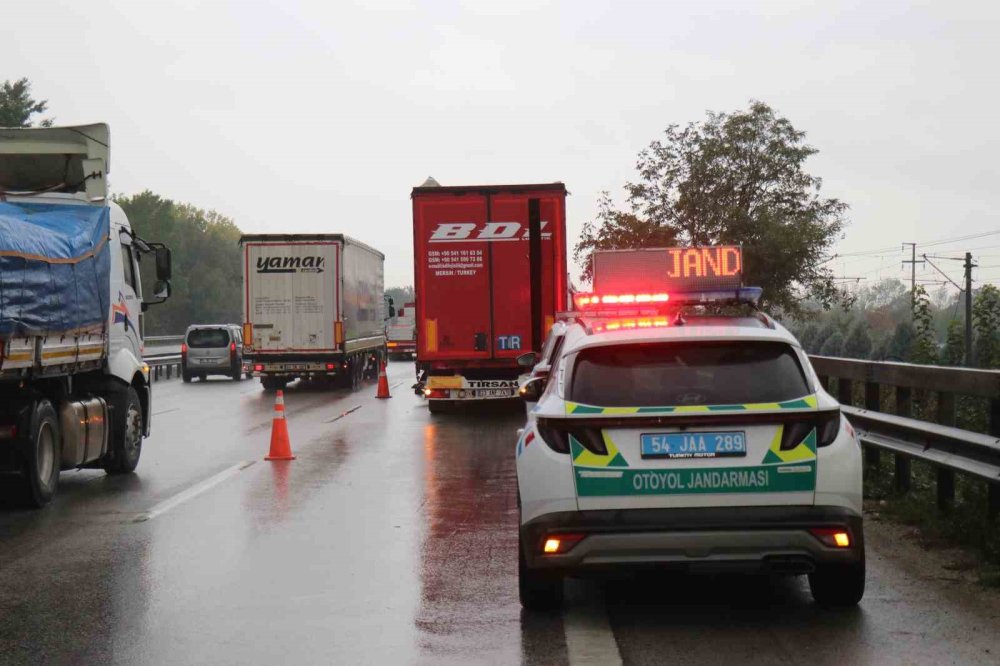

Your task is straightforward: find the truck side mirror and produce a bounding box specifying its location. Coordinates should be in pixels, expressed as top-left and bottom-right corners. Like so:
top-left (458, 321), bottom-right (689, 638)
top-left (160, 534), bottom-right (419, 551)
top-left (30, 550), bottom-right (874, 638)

top-left (155, 247), bottom-right (172, 281)
top-left (519, 377), bottom-right (546, 403)
top-left (516, 352), bottom-right (538, 367)
top-left (153, 280), bottom-right (171, 300)
top-left (388, 305), bottom-right (396, 319)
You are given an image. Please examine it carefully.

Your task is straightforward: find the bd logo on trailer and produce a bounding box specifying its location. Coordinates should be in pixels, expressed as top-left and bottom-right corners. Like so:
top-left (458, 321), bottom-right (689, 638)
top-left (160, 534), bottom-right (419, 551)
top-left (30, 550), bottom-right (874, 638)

top-left (256, 256), bottom-right (326, 274)
top-left (429, 222), bottom-right (552, 242)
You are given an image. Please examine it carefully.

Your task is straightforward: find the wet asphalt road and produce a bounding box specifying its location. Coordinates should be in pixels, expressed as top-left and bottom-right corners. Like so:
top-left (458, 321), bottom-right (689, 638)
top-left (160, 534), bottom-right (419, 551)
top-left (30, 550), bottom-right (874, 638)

top-left (2, 361), bottom-right (1000, 665)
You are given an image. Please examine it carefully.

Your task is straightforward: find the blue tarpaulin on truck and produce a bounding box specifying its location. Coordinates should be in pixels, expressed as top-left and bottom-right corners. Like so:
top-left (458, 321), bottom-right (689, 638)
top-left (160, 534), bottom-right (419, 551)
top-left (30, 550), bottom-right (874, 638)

top-left (0, 201), bottom-right (111, 336)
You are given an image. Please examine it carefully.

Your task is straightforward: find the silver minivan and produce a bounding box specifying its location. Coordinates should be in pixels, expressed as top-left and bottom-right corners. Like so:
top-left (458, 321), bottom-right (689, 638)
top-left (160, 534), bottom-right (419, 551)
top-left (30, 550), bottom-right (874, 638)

top-left (182, 325), bottom-right (244, 382)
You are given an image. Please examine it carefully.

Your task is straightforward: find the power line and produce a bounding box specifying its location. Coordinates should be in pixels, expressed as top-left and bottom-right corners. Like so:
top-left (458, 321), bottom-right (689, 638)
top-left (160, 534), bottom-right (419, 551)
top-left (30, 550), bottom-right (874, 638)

top-left (922, 254), bottom-right (964, 292)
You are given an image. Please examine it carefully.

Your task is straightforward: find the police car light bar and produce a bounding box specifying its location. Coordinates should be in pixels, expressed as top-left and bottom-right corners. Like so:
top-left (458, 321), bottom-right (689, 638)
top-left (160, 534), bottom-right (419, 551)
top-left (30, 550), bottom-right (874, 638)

top-left (573, 287), bottom-right (762, 311)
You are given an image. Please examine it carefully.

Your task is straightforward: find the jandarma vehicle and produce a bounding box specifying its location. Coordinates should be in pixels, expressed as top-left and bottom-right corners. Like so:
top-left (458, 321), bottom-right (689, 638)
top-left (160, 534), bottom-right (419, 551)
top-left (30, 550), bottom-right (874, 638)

top-left (515, 246), bottom-right (864, 610)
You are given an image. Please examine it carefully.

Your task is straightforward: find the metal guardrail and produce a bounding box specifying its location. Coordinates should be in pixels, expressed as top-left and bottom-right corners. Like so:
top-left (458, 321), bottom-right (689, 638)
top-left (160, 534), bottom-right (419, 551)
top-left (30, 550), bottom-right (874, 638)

top-left (145, 335), bottom-right (185, 345)
top-left (811, 355), bottom-right (1000, 515)
top-left (146, 353), bottom-right (182, 382)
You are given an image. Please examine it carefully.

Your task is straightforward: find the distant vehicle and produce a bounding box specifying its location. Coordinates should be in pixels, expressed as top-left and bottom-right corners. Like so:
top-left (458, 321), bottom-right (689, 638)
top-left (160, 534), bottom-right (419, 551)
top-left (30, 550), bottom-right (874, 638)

top-left (181, 324), bottom-right (244, 382)
top-left (411, 182), bottom-right (568, 413)
top-left (0, 123), bottom-right (172, 507)
top-left (387, 301), bottom-right (416, 359)
top-left (516, 247), bottom-right (864, 610)
top-left (241, 234), bottom-right (388, 392)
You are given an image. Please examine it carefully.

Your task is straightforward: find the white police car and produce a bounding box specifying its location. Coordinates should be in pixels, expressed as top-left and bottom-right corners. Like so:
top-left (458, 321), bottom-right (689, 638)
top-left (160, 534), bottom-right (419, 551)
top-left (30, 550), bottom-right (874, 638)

top-left (515, 247), bottom-right (864, 610)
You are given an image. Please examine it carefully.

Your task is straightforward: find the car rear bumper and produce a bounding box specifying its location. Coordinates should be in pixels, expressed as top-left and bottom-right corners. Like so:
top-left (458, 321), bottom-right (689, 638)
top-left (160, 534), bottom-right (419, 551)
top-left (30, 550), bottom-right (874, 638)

top-left (521, 506), bottom-right (863, 575)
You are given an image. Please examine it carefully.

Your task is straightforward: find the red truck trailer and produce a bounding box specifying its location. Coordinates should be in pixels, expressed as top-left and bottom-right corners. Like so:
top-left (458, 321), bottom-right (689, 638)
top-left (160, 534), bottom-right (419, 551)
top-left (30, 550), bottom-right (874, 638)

top-left (412, 182), bottom-right (568, 412)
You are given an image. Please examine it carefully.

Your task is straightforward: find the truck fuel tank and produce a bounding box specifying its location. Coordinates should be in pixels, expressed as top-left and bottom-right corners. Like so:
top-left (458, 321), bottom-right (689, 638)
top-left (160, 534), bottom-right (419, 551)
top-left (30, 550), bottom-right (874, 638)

top-left (59, 397), bottom-right (109, 468)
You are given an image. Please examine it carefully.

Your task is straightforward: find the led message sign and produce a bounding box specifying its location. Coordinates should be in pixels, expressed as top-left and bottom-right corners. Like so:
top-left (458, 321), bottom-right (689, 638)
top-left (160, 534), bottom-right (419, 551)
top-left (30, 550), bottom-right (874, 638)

top-left (591, 246), bottom-right (743, 294)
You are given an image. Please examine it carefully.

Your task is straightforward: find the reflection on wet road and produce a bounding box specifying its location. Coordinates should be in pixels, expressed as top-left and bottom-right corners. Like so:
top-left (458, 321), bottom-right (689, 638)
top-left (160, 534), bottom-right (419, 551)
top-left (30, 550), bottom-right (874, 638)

top-left (2, 362), bottom-right (1000, 665)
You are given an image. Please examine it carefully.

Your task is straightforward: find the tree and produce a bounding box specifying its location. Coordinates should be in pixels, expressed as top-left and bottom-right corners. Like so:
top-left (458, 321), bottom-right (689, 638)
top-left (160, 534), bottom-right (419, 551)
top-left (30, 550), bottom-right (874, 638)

top-left (910, 285), bottom-right (938, 365)
top-left (842, 321), bottom-right (873, 359)
top-left (575, 101), bottom-right (848, 311)
top-left (886, 321), bottom-right (916, 361)
top-left (819, 331), bottom-right (845, 357)
top-left (573, 192), bottom-right (678, 281)
top-left (811, 323), bottom-right (837, 355)
top-left (973, 284), bottom-right (1000, 369)
top-left (797, 322), bottom-right (819, 352)
top-left (0, 78), bottom-right (53, 128)
top-left (942, 319), bottom-right (965, 366)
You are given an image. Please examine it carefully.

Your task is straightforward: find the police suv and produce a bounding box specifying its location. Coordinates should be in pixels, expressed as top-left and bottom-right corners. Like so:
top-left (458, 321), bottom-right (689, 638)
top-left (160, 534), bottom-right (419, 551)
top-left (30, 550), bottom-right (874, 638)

top-left (515, 247), bottom-right (864, 610)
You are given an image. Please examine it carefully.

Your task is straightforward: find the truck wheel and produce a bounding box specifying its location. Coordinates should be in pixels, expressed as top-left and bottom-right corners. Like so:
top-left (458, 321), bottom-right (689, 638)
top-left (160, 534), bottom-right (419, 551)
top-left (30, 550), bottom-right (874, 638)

top-left (21, 399), bottom-right (60, 507)
top-left (518, 529), bottom-right (563, 611)
top-left (104, 386), bottom-right (143, 475)
top-left (809, 558), bottom-right (865, 607)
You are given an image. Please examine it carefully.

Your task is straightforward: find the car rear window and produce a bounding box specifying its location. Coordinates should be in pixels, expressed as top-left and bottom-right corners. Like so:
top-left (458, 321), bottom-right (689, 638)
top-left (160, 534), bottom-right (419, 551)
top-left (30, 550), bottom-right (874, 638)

top-left (187, 328), bottom-right (231, 348)
top-left (569, 341), bottom-right (810, 407)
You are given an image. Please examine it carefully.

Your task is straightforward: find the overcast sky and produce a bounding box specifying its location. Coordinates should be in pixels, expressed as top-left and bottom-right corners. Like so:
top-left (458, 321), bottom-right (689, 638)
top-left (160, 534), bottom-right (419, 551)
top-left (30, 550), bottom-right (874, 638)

top-left (6, 0), bottom-right (999, 290)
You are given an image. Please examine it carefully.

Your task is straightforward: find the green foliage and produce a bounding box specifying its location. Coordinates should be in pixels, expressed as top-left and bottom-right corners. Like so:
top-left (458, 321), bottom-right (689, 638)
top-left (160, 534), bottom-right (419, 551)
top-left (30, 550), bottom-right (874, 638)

top-left (842, 320), bottom-right (873, 359)
top-left (973, 284), bottom-right (1000, 369)
top-left (0, 78), bottom-right (53, 128)
top-left (910, 285), bottom-right (938, 364)
top-left (573, 192), bottom-right (678, 281)
top-left (811, 323), bottom-right (836, 354)
top-left (819, 330), bottom-right (844, 357)
top-left (115, 191), bottom-right (243, 335)
top-left (942, 319), bottom-right (965, 366)
top-left (575, 101), bottom-right (848, 312)
top-left (886, 321), bottom-right (915, 361)
top-left (796, 322), bottom-right (819, 352)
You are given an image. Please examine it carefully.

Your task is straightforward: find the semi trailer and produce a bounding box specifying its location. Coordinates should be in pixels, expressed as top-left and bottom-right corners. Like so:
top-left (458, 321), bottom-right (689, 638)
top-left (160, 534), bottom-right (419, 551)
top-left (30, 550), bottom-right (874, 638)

top-left (241, 234), bottom-right (388, 391)
top-left (411, 182), bottom-right (568, 412)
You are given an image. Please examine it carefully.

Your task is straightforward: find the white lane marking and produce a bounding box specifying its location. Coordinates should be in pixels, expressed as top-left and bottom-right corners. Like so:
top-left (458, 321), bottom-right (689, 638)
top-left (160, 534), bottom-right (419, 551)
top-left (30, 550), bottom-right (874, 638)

top-left (325, 405), bottom-right (362, 423)
top-left (563, 588), bottom-right (622, 666)
top-left (133, 460), bottom-right (255, 522)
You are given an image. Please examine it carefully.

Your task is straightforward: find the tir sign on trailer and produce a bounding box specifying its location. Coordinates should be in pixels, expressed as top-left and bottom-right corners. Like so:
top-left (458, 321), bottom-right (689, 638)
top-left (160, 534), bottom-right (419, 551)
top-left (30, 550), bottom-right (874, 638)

top-left (592, 246), bottom-right (743, 294)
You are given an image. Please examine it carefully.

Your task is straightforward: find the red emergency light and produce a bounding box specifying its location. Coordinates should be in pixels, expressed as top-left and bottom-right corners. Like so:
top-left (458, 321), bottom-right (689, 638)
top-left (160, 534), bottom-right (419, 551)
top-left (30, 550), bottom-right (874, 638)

top-left (574, 292), bottom-right (670, 309)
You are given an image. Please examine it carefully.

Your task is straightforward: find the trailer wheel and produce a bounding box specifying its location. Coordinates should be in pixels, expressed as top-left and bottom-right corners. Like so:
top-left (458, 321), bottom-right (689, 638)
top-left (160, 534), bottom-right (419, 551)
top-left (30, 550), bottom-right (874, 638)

top-left (104, 386), bottom-right (143, 475)
top-left (21, 399), bottom-right (60, 507)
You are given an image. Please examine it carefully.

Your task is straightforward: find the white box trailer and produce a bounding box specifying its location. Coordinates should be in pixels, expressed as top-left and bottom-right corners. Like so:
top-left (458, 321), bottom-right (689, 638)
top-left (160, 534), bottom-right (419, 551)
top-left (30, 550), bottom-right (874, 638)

top-left (240, 234), bottom-right (387, 391)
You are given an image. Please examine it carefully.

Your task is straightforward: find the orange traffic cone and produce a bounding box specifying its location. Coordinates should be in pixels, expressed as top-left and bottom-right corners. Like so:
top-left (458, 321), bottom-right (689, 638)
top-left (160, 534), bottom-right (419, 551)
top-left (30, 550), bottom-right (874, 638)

top-left (265, 390), bottom-right (296, 460)
top-left (376, 360), bottom-right (391, 399)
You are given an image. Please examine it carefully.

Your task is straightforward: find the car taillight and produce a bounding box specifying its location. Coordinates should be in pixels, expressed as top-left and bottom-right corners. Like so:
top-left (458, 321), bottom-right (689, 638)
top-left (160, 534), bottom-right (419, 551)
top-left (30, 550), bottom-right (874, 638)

top-left (230, 342), bottom-right (236, 357)
top-left (536, 423), bottom-right (569, 454)
top-left (809, 527), bottom-right (852, 548)
top-left (541, 533), bottom-right (585, 554)
top-left (780, 410), bottom-right (841, 450)
top-left (180, 343), bottom-right (187, 355)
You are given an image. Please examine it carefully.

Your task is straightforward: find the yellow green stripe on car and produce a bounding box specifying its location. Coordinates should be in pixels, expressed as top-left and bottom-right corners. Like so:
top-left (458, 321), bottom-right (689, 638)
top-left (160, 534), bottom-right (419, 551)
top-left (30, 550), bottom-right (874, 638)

top-left (565, 394), bottom-right (818, 416)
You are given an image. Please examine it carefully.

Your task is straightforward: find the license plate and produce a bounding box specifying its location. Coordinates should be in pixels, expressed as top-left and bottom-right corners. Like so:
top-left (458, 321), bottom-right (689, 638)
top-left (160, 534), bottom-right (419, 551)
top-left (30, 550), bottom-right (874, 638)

top-left (476, 389), bottom-right (514, 398)
top-left (641, 431), bottom-right (747, 459)
top-left (198, 358), bottom-right (222, 364)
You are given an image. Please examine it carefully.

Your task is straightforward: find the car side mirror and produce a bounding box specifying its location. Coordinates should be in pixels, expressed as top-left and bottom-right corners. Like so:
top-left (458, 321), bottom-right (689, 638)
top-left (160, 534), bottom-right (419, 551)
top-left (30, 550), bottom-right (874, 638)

top-left (155, 247), bottom-right (172, 280)
top-left (519, 376), bottom-right (546, 403)
top-left (516, 352), bottom-right (538, 367)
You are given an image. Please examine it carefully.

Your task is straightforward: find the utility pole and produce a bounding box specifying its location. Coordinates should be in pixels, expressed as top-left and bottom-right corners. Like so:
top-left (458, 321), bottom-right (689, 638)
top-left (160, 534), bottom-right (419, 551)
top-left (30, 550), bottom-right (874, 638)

top-left (964, 251), bottom-right (975, 367)
top-left (902, 242), bottom-right (924, 314)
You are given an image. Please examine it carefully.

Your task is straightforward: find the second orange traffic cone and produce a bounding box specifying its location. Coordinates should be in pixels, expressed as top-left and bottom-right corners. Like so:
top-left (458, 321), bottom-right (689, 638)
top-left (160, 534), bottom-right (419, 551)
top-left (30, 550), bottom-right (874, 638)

top-left (376, 360), bottom-right (391, 399)
top-left (265, 390), bottom-right (296, 460)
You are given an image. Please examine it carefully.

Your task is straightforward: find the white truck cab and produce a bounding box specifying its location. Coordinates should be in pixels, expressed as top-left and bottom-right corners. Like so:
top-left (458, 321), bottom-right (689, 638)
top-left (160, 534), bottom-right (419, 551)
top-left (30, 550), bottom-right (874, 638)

top-left (0, 123), bottom-right (172, 506)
